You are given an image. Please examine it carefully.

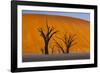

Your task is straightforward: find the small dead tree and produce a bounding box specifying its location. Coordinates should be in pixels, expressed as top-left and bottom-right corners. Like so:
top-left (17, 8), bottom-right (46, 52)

top-left (54, 33), bottom-right (76, 53)
top-left (51, 46), bottom-right (54, 54)
top-left (64, 34), bottom-right (76, 53)
top-left (51, 45), bottom-right (61, 54)
top-left (41, 48), bottom-right (44, 54)
top-left (57, 48), bottom-right (61, 54)
top-left (38, 16), bottom-right (58, 54)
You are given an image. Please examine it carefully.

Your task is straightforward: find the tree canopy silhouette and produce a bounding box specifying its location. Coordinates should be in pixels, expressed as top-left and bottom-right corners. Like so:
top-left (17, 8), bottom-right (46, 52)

top-left (54, 33), bottom-right (77, 53)
top-left (38, 16), bottom-right (58, 54)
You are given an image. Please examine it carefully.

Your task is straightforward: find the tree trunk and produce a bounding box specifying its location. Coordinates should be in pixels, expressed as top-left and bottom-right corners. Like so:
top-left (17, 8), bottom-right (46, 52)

top-left (44, 41), bottom-right (49, 54)
top-left (67, 48), bottom-right (69, 53)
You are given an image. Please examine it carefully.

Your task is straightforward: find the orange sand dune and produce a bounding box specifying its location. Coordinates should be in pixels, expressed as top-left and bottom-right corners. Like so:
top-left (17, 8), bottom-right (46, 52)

top-left (22, 14), bottom-right (90, 55)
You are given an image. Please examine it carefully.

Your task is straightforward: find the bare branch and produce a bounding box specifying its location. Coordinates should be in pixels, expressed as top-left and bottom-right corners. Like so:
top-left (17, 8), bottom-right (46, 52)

top-left (46, 26), bottom-right (54, 37)
top-left (53, 39), bottom-right (65, 53)
top-left (49, 31), bottom-right (58, 41)
top-left (70, 42), bottom-right (77, 47)
top-left (38, 28), bottom-right (46, 40)
top-left (56, 36), bottom-right (65, 43)
top-left (45, 17), bottom-right (50, 32)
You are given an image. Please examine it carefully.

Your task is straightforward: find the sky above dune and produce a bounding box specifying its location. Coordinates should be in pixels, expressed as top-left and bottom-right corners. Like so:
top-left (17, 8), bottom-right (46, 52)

top-left (22, 10), bottom-right (90, 21)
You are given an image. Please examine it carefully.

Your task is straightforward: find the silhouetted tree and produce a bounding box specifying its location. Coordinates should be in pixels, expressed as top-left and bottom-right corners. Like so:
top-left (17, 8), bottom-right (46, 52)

top-left (41, 48), bottom-right (44, 54)
top-left (51, 46), bottom-right (54, 54)
top-left (54, 33), bottom-right (76, 53)
top-left (38, 16), bottom-right (58, 54)
top-left (64, 34), bottom-right (76, 53)
top-left (57, 47), bottom-right (61, 54)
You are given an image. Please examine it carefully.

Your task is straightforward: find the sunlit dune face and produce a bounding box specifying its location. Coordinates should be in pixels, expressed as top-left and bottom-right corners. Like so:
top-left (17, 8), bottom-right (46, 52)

top-left (22, 14), bottom-right (90, 55)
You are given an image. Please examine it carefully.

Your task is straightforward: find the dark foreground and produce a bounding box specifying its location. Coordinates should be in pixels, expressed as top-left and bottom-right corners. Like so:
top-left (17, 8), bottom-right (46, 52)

top-left (22, 53), bottom-right (90, 62)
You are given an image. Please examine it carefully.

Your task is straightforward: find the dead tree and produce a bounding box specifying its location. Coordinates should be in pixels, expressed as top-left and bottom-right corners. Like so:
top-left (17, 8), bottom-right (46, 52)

top-left (51, 46), bottom-right (54, 54)
top-left (64, 34), bottom-right (76, 53)
top-left (57, 47), bottom-right (61, 54)
top-left (51, 45), bottom-right (61, 54)
top-left (38, 16), bottom-right (58, 54)
top-left (41, 48), bottom-right (44, 54)
top-left (55, 33), bottom-right (76, 53)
